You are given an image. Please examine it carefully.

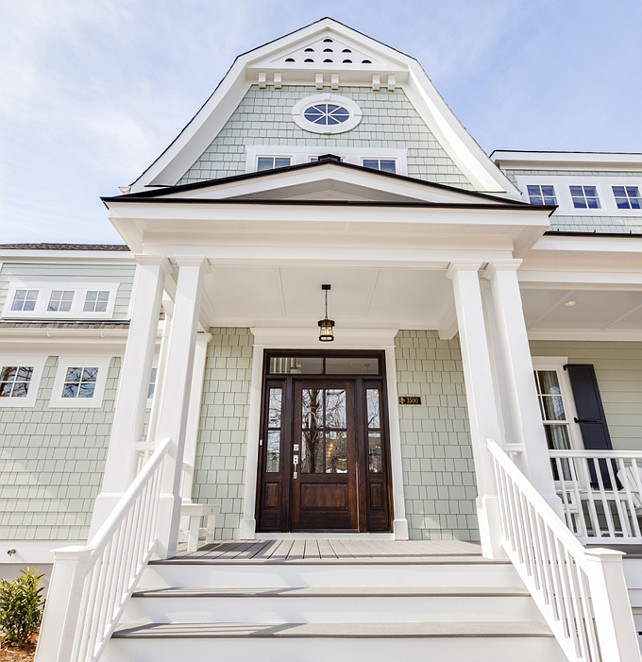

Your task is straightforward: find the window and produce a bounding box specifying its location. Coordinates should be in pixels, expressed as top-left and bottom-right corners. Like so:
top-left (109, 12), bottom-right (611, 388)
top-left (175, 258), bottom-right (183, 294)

top-left (148, 367), bottom-right (158, 399)
top-left (570, 185), bottom-right (600, 209)
top-left (83, 290), bottom-right (110, 312)
top-left (292, 94), bottom-right (362, 134)
top-left (0, 366), bottom-right (33, 398)
top-left (612, 185), bottom-right (642, 210)
top-left (48, 290), bottom-right (74, 312)
top-left (11, 289), bottom-right (38, 312)
top-left (257, 157), bottom-right (291, 172)
top-left (527, 184), bottom-right (557, 205)
top-left (49, 355), bottom-right (112, 408)
top-left (0, 356), bottom-right (46, 407)
top-left (363, 159), bottom-right (396, 174)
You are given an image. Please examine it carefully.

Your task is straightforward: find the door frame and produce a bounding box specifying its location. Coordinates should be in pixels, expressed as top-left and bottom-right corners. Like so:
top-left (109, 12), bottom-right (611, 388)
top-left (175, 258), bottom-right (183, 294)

top-left (255, 350), bottom-right (393, 533)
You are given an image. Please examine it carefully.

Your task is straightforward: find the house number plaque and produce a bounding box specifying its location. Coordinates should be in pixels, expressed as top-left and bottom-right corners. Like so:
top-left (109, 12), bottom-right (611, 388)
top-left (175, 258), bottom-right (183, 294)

top-left (399, 396), bottom-right (422, 405)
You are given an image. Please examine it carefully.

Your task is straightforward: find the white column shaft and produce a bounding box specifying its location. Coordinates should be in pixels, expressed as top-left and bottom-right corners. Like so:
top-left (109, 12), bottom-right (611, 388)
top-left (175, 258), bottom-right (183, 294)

top-left (448, 263), bottom-right (503, 558)
top-left (154, 258), bottom-right (207, 558)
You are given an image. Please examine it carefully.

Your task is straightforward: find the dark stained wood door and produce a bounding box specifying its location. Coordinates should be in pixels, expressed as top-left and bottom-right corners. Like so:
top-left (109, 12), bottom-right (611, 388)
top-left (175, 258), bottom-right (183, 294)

top-left (291, 381), bottom-right (358, 531)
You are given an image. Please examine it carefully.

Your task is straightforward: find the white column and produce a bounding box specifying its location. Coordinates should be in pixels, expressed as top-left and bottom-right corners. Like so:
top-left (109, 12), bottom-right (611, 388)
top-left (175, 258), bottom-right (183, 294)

top-left (447, 261), bottom-right (504, 558)
top-left (146, 303), bottom-right (173, 442)
top-left (181, 331), bottom-right (211, 501)
top-left (154, 257), bottom-right (208, 559)
top-left (385, 344), bottom-right (409, 540)
top-left (90, 256), bottom-right (168, 536)
top-left (240, 342), bottom-right (264, 540)
top-left (482, 260), bottom-right (560, 511)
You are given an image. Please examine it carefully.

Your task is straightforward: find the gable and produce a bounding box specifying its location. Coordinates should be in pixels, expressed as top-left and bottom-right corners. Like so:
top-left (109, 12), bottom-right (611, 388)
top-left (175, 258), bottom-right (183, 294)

top-left (177, 85), bottom-right (474, 191)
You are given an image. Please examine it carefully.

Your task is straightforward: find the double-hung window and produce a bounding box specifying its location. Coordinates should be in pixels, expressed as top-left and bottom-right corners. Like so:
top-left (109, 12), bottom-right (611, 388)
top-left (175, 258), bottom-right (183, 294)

top-left (362, 159), bottom-right (396, 174)
top-left (570, 185), bottom-right (600, 209)
top-left (257, 156), bottom-right (291, 171)
top-left (527, 184), bottom-right (557, 205)
top-left (612, 185), bottom-right (642, 210)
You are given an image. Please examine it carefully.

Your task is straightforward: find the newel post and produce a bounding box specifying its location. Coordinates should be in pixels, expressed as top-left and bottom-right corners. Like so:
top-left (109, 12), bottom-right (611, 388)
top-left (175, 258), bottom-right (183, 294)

top-left (583, 548), bottom-right (642, 662)
top-left (34, 546), bottom-right (92, 662)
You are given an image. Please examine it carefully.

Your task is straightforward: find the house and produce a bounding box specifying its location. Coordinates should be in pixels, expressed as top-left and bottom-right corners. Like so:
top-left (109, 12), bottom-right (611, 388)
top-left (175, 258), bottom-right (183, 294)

top-left (1, 17), bottom-right (641, 662)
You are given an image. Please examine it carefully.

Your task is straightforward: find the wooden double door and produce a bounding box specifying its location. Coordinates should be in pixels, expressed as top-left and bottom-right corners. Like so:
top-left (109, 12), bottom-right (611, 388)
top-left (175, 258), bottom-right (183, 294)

top-left (256, 353), bottom-right (392, 533)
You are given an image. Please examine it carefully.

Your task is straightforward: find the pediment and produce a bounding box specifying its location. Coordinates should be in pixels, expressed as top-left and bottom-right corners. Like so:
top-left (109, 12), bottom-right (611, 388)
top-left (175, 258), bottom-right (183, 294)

top-left (122, 161), bottom-right (529, 207)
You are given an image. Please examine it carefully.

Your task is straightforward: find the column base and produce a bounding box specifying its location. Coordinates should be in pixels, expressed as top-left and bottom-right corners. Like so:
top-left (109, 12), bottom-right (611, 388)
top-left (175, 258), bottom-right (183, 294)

top-left (240, 517), bottom-right (257, 540)
top-left (393, 518), bottom-right (409, 540)
top-left (156, 493), bottom-right (183, 559)
top-left (476, 495), bottom-right (506, 560)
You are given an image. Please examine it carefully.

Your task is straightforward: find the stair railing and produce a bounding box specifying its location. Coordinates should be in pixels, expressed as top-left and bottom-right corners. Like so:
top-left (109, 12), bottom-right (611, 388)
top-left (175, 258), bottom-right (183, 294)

top-left (487, 439), bottom-right (641, 662)
top-left (35, 437), bottom-right (172, 662)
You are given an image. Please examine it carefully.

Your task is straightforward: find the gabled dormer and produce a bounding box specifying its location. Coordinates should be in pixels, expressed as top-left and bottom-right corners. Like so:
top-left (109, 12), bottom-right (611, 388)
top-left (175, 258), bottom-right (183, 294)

top-left (128, 18), bottom-right (520, 200)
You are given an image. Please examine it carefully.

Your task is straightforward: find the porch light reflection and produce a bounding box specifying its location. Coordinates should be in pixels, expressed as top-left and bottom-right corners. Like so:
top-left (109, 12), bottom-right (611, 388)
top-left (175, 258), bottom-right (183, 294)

top-left (318, 284), bottom-right (335, 342)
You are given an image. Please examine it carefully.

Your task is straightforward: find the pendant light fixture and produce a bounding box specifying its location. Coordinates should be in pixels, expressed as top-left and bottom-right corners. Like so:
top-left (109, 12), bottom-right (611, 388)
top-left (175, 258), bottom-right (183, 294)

top-left (318, 284), bottom-right (335, 342)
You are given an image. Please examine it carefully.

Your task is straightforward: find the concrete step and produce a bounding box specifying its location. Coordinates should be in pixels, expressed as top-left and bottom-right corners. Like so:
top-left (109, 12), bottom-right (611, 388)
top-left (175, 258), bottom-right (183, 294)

top-left (123, 585), bottom-right (543, 624)
top-left (104, 621), bottom-right (566, 662)
top-left (142, 558), bottom-right (522, 590)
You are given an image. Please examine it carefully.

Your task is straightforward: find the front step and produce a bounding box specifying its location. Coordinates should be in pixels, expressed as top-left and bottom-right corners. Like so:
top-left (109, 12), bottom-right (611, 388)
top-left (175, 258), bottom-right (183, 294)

top-left (104, 551), bottom-right (566, 662)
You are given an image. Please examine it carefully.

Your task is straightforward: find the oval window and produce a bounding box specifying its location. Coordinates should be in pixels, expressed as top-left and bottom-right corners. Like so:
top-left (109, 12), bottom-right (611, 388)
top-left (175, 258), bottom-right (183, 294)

top-left (292, 94), bottom-right (362, 134)
top-left (303, 103), bottom-right (351, 126)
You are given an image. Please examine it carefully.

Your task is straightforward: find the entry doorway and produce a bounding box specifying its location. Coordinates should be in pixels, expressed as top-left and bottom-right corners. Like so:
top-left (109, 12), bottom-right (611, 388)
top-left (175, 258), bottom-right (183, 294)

top-left (256, 351), bottom-right (393, 533)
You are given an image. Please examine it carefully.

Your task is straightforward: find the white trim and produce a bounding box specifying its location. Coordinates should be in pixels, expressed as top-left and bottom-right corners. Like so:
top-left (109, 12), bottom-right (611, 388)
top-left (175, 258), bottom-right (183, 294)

top-left (2, 281), bottom-right (119, 320)
top-left (48, 355), bottom-right (113, 408)
top-left (528, 329), bottom-right (642, 342)
top-left (245, 145), bottom-right (408, 175)
top-left (291, 93), bottom-right (362, 134)
top-left (0, 354), bottom-right (47, 408)
top-left (242, 327), bottom-right (408, 540)
top-left (0, 540), bottom-right (84, 565)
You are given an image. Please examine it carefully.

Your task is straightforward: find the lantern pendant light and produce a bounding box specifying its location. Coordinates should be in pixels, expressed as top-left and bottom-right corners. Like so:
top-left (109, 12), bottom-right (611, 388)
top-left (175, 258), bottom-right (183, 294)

top-left (318, 284), bottom-right (335, 342)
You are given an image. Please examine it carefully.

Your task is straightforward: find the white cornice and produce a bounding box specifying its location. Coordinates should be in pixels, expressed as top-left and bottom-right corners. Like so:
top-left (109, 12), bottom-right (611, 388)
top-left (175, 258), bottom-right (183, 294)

top-left (491, 150), bottom-right (642, 171)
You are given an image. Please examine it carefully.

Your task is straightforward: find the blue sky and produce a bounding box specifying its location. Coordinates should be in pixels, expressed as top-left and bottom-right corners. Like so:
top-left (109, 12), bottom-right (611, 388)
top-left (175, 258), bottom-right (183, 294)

top-left (2, 0), bottom-right (641, 244)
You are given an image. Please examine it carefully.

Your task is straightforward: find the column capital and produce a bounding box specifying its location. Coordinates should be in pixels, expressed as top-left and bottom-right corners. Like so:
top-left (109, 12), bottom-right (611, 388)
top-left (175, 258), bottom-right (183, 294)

top-left (172, 255), bottom-right (210, 271)
top-left (482, 259), bottom-right (523, 279)
top-left (134, 254), bottom-right (171, 269)
top-left (445, 260), bottom-right (484, 280)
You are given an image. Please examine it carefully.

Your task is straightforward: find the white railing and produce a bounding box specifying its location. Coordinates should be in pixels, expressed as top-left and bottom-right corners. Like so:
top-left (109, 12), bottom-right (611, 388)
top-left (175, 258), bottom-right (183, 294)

top-left (550, 449), bottom-right (642, 544)
top-left (35, 438), bottom-right (172, 662)
top-left (488, 439), bottom-right (641, 662)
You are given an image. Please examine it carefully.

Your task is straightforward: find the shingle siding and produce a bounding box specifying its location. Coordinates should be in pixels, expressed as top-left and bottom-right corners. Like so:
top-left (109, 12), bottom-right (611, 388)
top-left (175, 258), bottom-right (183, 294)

top-left (178, 85), bottom-right (473, 189)
top-left (0, 356), bottom-right (119, 541)
top-left (395, 330), bottom-right (479, 541)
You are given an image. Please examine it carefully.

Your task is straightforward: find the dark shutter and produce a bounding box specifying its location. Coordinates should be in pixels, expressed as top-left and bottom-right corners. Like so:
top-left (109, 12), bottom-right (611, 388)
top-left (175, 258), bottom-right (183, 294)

top-left (565, 364), bottom-right (613, 486)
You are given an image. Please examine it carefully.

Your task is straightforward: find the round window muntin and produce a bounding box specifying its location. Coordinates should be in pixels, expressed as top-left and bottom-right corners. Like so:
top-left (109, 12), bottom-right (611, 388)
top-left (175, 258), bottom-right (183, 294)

top-left (292, 94), bottom-right (362, 134)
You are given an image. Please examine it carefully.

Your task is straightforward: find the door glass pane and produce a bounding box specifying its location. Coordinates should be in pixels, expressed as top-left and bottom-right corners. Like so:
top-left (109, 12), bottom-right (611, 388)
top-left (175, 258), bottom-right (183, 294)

top-left (302, 388), bottom-right (324, 428)
top-left (325, 389), bottom-right (346, 428)
top-left (368, 432), bottom-right (383, 472)
top-left (268, 388), bottom-right (282, 427)
top-left (301, 428), bottom-right (324, 473)
top-left (366, 388), bottom-right (381, 428)
top-left (266, 430), bottom-right (280, 472)
top-left (326, 357), bottom-right (380, 375)
top-left (269, 357), bottom-right (323, 374)
top-left (326, 431), bottom-right (348, 473)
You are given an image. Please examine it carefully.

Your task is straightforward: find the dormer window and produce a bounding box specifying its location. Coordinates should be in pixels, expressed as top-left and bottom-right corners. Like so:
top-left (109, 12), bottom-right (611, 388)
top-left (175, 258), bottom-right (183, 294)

top-left (612, 186), bottom-right (642, 209)
top-left (570, 185), bottom-right (600, 209)
top-left (47, 290), bottom-right (74, 312)
top-left (257, 156), bottom-right (291, 171)
top-left (11, 289), bottom-right (39, 312)
top-left (527, 185), bottom-right (557, 205)
top-left (363, 159), bottom-right (396, 174)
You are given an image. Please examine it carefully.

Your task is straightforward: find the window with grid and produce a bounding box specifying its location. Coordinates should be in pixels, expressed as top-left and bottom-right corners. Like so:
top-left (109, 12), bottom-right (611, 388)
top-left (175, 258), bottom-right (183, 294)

top-left (527, 184), bottom-right (557, 205)
top-left (570, 185), bottom-right (600, 209)
top-left (83, 291), bottom-right (110, 312)
top-left (47, 290), bottom-right (74, 312)
top-left (362, 159), bottom-right (396, 174)
top-left (11, 290), bottom-right (39, 312)
top-left (612, 185), bottom-right (642, 210)
top-left (257, 156), bottom-right (291, 171)
top-left (62, 367), bottom-right (99, 399)
top-left (0, 366), bottom-right (33, 398)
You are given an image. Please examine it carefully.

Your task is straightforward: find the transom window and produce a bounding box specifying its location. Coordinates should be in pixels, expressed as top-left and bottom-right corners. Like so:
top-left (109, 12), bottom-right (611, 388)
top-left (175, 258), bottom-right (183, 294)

top-left (612, 185), bottom-right (642, 210)
top-left (303, 103), bottom-right (351, 126)
top-left (0, 366), bottom-right (33, 398)
top-left (527, 184), bottom-right (557, 205)
top-left (570, 185), bottom-right (600, 209)
top-left (257, 156), bottom-right (291, 171)
top-left (48, 290), bottom-right (74, 312)
top-left (62, 367), bottom-right (99, 399)
top-left (11, 290), bottom-right (39, 312)
top-left (83, 290), bottom-right (110, 312)
top-left (363, 159), bottom-right (396, 174)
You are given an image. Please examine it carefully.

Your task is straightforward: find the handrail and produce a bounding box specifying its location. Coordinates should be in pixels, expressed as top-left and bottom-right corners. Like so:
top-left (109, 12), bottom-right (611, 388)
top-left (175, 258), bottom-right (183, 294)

top-left (548, 449), bottom-right (642, 542)
top-left (488, 438), bottom-right (641, 662)
top-left (35, 438), bottom-right (172, 662)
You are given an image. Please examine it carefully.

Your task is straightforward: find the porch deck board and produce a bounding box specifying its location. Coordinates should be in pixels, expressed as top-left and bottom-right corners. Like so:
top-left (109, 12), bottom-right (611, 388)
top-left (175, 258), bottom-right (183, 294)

top-left (164, 539), bottom-right (487, 564)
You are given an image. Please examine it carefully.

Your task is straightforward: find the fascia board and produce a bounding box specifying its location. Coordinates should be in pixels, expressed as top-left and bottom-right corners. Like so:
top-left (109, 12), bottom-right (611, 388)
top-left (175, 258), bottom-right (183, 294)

top-left (404, 62), bottom-right (522, 198)
top-left (530, 234), bottom-right (642, 255)
top-left (492, 150), bottom-right (642, 170)
top-left (0, 249), bottom-right (133, 262)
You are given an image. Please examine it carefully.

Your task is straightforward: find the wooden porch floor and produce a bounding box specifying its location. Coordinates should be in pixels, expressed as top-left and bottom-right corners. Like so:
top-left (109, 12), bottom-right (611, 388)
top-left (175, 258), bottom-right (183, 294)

top-left (165, 539), bottom-right (485, 564)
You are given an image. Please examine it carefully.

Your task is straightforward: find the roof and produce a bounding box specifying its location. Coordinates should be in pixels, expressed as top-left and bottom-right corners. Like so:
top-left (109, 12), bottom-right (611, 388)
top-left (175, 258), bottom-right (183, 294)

top-left (0, 243), bottom-right (130, 251)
